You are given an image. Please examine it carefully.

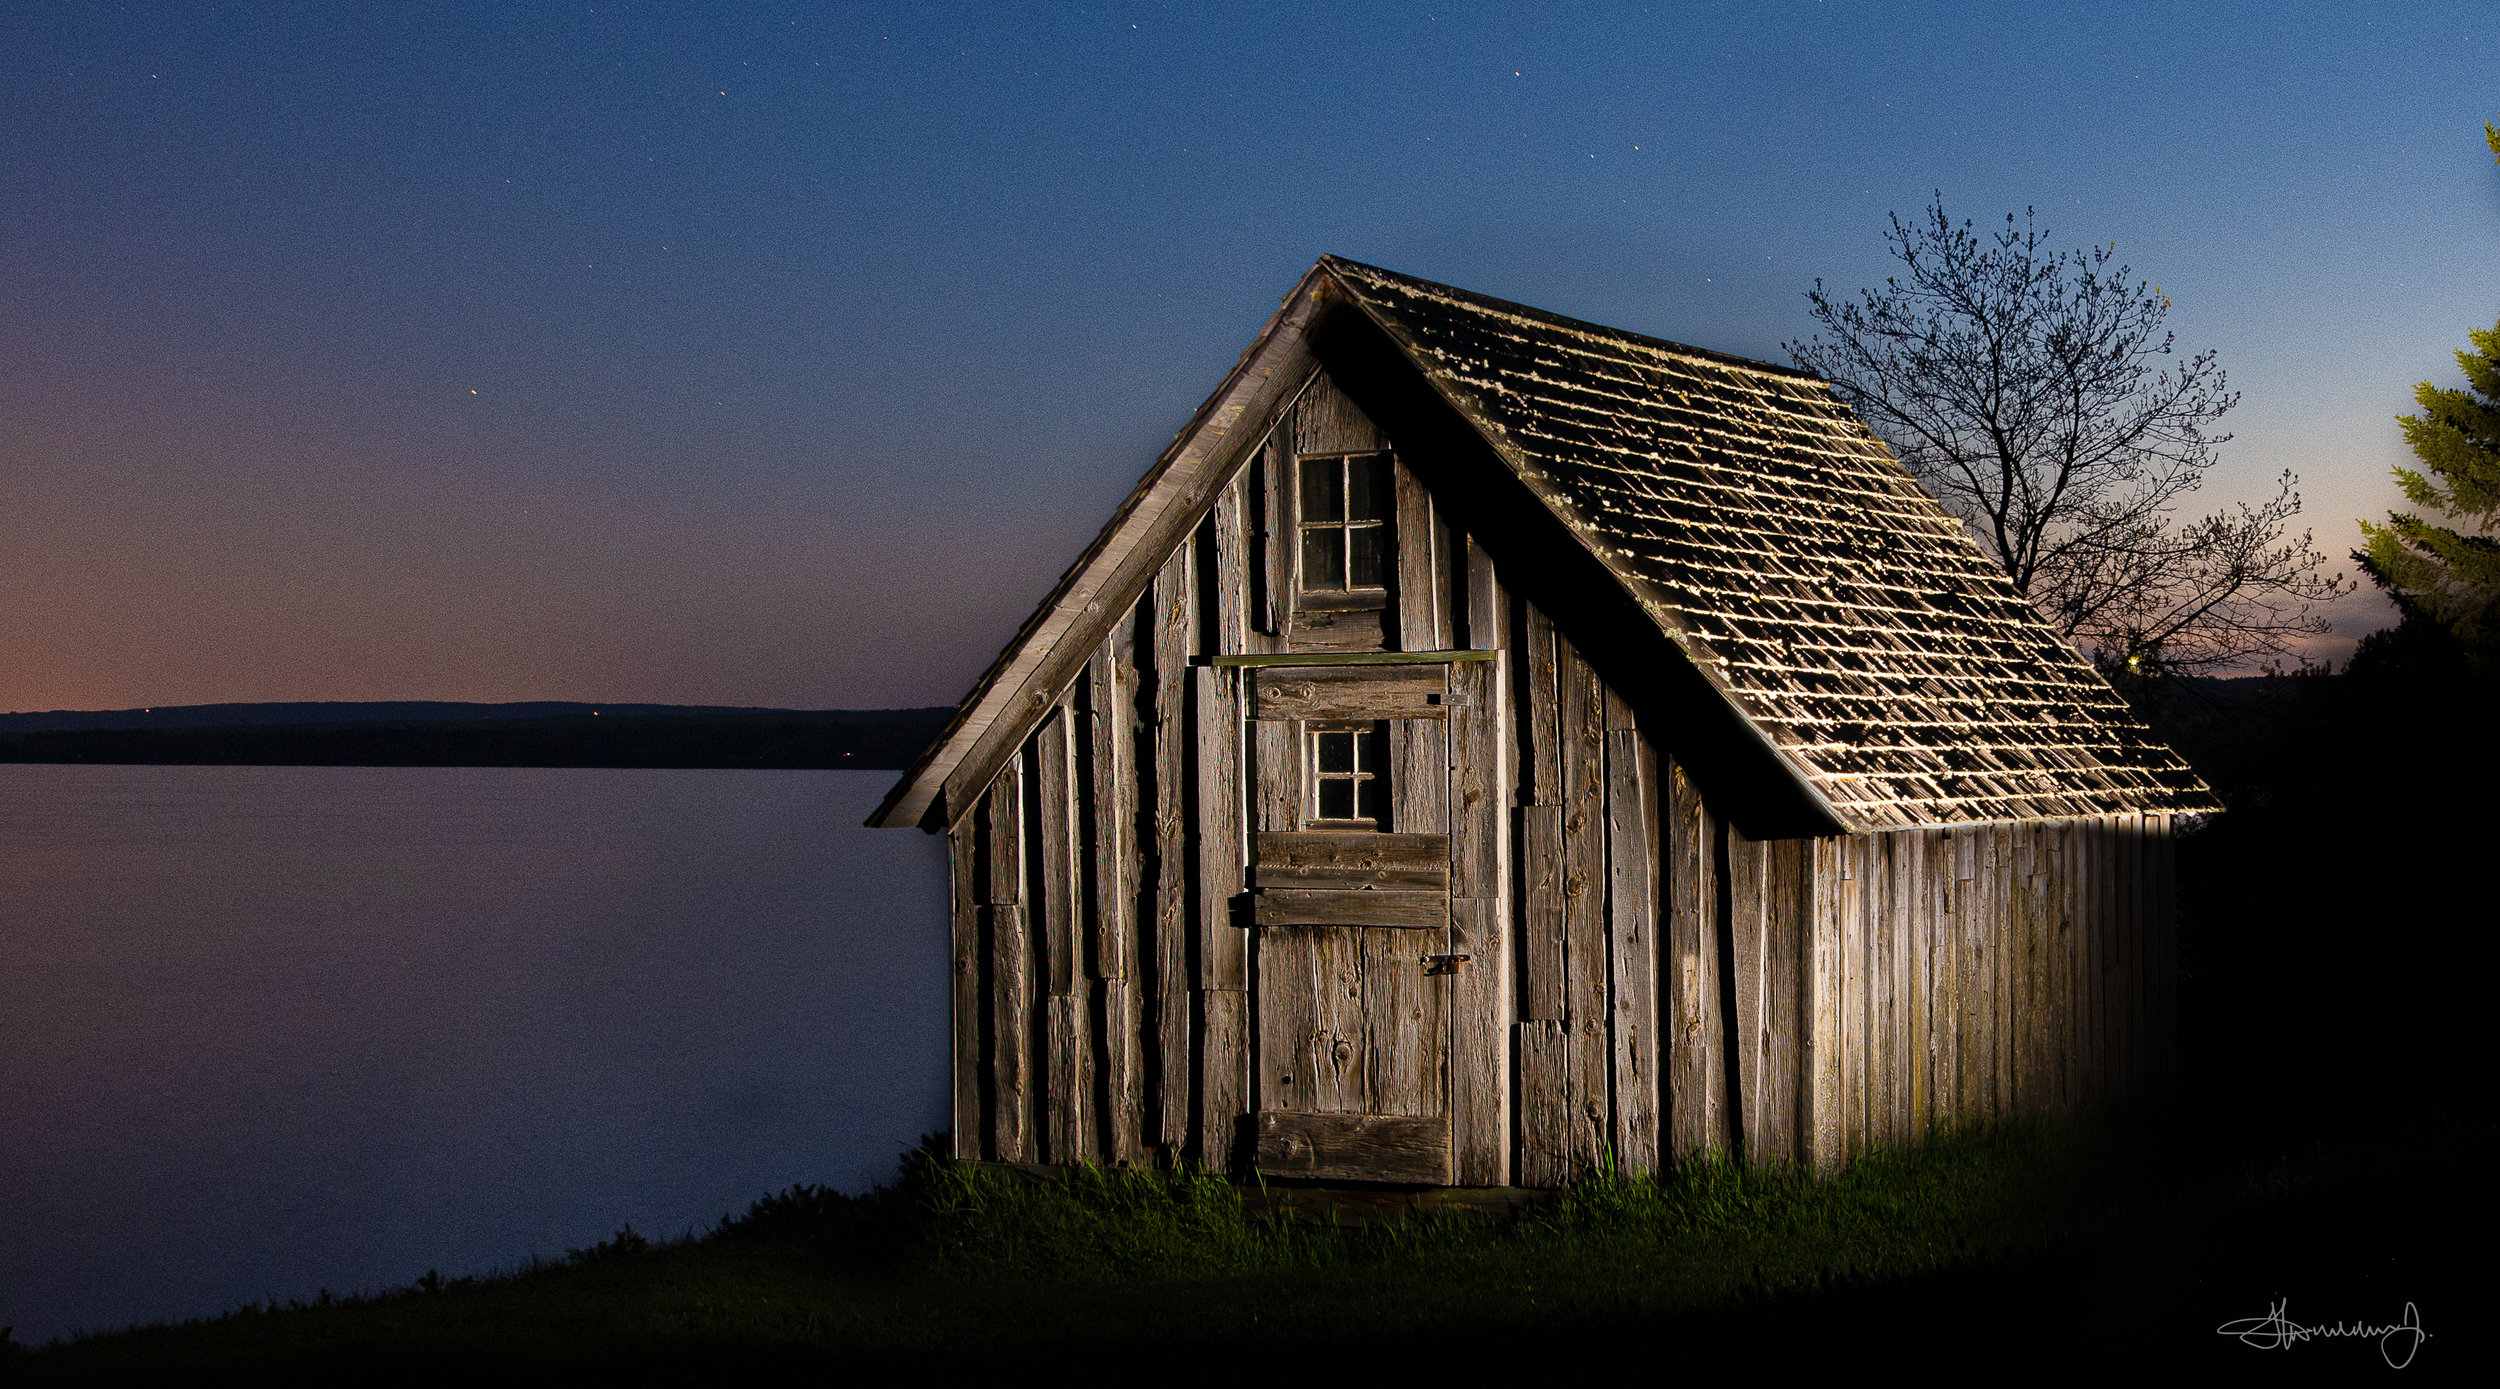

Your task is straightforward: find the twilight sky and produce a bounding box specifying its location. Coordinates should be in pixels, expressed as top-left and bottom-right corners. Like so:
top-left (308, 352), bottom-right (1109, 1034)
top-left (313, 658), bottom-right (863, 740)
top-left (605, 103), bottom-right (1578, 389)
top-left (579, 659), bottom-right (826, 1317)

top-left (4, 2), bottom-right (2495, 713)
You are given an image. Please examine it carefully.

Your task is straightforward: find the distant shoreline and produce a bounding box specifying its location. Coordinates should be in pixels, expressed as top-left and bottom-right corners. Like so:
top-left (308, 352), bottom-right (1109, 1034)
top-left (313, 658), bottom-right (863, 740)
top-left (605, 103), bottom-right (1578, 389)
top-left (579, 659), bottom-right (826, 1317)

top-left (0, 704), bottom-right (952, 771)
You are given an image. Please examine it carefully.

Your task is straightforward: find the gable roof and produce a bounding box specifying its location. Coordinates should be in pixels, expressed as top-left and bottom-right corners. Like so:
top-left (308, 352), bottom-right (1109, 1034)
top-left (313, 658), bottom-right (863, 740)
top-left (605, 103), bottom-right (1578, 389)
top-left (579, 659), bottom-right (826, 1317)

top-left (872, 256), bottom-right (2217, 832)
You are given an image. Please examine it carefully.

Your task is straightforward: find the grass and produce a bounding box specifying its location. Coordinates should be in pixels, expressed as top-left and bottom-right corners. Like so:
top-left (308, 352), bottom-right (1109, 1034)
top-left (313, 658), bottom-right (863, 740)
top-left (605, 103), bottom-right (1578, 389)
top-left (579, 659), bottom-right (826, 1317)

top-left (21, 1097), bottom-right (2470, 1381)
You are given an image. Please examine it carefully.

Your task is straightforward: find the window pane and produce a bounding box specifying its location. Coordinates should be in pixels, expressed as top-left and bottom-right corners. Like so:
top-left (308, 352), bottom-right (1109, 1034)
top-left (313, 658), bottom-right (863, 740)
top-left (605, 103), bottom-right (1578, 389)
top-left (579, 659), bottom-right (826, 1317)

top-left (1300, 458), bottom-right (1344, 523)
top-left (1316, 730), bottom-right (1354, 773)
top-left (1318, 778), bottom-right (1355, 819)
top-left (1356, 773), bottom-right (1384, 823)
top-left (1359, 725), bottom-right (1388, 773)
top-left (1301, 528), bottom-right (1345, 589)
top-left (1347, 522), bottom-right (1388, 588)
top-left (1348, 455), bottom-right (1390, 521)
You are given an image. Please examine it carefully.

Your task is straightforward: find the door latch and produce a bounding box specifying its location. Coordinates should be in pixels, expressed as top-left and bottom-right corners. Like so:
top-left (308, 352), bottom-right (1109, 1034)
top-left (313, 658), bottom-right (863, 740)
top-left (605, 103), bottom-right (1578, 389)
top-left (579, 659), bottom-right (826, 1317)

top-left (1421, 952), bottom-right (1472, 976)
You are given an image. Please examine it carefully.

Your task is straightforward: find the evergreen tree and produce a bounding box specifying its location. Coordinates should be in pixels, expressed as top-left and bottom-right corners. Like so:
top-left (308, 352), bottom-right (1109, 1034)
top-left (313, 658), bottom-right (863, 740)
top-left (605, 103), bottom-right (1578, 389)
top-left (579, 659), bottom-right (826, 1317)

top-left (2355, 114), bottom-right (2500, 660)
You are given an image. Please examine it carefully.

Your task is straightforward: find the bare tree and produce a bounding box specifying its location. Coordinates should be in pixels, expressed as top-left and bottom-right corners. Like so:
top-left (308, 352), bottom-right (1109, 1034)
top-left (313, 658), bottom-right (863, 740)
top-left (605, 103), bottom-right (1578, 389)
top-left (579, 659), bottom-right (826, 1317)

top-left (1788, 196), bottom-right (2349, 680)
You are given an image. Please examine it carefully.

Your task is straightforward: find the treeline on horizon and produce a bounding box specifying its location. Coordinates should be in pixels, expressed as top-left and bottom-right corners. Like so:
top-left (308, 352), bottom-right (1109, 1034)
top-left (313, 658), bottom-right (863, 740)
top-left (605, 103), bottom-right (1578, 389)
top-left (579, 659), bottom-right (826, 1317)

top-left (0, 707), bottom-right (954, 770)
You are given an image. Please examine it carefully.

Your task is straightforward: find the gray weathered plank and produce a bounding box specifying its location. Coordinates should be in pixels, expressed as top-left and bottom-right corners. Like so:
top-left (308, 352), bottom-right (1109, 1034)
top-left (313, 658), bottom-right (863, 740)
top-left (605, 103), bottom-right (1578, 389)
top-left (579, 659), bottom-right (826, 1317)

top-left (1086, 629), bottom-right (1143, 1164)
top-left (1035, 702), bottom-right (1092, 1162)
top-left (1036, 705), bottom-right (1081, 996)
top-left (1448, 655), bottom-right (1506, 901)
top-left (1364, 926), bottom-right (1441, 1117)
top-left (1665, 760), bottom-right (1723, 1162)
top-left (1515, 1019), bottom-right (1570, 1188)
top-left (1254, 1111), bottom-right (1447, 1184)
top-left (1046, 992), bottom-right (1095, 1163)
top-left (1212, 468), bottom-right (1254, 657)
top-left (1151, 545), bottom-right (1195, 1150)
top-left (1254, 718), bottom-right (1300, 832)
top-left (1557, 639), bottom-right (1610, 1167)
top-left (1604, 690), bottom-right (1659, 1174)
top-left (1838, 834), bottom-right (1867, 1162)
top-left (1261, 432), bottom-right (1292, 638)
top-left (948, 820), bottom-right (982, 1159)
top-left (1519, 600), bottom-right (1561, 807)
top-left (1759, 839), bottom-right (1802, 1168)
top-left (1253, 888), bottom-right (1447, 929)
top-left (1195, 665), bottom-right (1246, 989)
top-left (1200, 987), bottom-right (1250, 1172)
top-left (1726, 828), bottom-right (1767, 1165)
top-left (1804, 837), bottom-right (1843, 1174)
top-left (1447, 896), bottom-right (1508, 1185)
top-left (1394, 456), bottom-right (1441, 652)
top-left (1393, 720), bottom-right (1449, 835)
top-left (1249, 663), bottom-right (1450, 722)
top-left (1519, 804), bottom-right (1566, 1019)
top-left (987, 902), bottom-right (1035, 1163)
top-left (1253, 831), bottom-right (1452, 889)
top-left (1446, 644), bottom-right (1510, 1187)
top-left (1256, 925), bottom-right (1363, 1114)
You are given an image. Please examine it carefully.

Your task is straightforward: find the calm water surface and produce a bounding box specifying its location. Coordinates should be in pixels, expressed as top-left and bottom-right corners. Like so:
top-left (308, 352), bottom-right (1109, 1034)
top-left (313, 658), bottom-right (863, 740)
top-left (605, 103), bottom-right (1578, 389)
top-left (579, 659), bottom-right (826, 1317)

top-left (0, 765), bottom-right (945, 1345)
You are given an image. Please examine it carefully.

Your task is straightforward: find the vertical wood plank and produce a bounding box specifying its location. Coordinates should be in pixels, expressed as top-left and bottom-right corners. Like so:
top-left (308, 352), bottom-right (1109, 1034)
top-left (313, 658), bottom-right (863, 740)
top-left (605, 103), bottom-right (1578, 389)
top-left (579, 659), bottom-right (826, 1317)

top-left (948, 820), bottom-right (983, 1159)
top-left (1448, 649), bottom-right (1511, 1187)
top-left (1393, 456), bottom-right (1442, 652)
top-left (1036, 706), bottom-right (1081, 999)
top-left (1760, 839), bottom-right (1802, 1168)
top-left (1557, 640), bottom-right (1609, 1173)
top-left (1086, 629), bottom-right (1143, 1164)
top-left (1363, 927), bottom-right (1443, 1118)
top-left (1665, 760), bottom-right (1724, 1162)
top-left (1394, 722), bottom-right (1449, 835)
top-left (986, 755), bottom-right (1034, 1163)
top-left (1726, 828), bottom-right (1768, 1166)
top-left (1194, 665), bottom-right (1245, 990)
top-left (1199, 987), bottom-right (1249, 1173)
top-left (1519, 805), bottom-right (1567, 1020)
top-left (1518, 600), bottom-right (1562, 808)
top-left (1259, 927), bottom-right (1363, 1113)
top-left (1150, 544), bottom-right (1195, 1151)
top-left (1804, 837), bottom-right (1843, 1174)
top-left (1034, 708), bottom-right (1091, 1162)
top-left (1212, 468), bottom-right (1253, 657)
top-left (1046, 993), bottom-right (1094, 1164)
top-left (1263, 432), bottom-right (1294, 641)
top-left (1839, 835), bottom-right (1867, 1161)
top-left (1254, 719), bottom-right (1300, 832)
top-left (1515, 1019), bottom-right (1570, 1188)
top-left (1604, 692), bottom-right (1659, 1174)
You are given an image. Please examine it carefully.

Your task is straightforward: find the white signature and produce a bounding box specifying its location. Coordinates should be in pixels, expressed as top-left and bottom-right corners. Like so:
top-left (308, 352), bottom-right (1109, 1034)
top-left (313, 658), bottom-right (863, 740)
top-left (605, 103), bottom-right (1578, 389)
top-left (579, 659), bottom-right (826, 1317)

top-left (2216, 1299), bottom-right (2429, 1369)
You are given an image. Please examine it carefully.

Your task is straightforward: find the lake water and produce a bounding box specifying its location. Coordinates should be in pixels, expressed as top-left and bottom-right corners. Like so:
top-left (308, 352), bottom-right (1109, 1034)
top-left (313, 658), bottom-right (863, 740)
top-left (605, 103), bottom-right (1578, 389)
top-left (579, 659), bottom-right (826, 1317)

top-left (0, 765), bottom-right (947, 1346)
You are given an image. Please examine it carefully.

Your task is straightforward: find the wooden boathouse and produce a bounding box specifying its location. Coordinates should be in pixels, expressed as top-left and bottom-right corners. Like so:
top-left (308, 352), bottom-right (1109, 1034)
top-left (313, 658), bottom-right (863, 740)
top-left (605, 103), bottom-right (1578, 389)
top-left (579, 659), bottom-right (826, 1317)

top-left (869, 257), bottom-right (2218, 1187)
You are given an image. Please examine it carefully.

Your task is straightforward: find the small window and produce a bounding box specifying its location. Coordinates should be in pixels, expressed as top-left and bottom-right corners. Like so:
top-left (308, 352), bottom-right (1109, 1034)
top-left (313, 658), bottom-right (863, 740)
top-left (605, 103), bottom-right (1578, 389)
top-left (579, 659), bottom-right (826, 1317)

top-left (1311, 722), bottom-right (1389, 825)
top-left (1299, 454), bottom-right (1391, 597)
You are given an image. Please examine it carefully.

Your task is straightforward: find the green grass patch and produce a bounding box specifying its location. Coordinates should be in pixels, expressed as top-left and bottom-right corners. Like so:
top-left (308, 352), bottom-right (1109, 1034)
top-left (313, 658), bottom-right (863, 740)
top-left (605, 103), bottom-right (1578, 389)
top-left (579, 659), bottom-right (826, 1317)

top-left (14, 1114), bottom-right (2216, 1380)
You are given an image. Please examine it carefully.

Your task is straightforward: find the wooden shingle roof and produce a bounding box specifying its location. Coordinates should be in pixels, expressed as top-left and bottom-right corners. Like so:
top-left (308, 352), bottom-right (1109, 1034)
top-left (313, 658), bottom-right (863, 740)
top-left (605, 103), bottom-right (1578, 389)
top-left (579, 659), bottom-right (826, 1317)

top-left (1325, 257), bottom-right (2218, 830)
top-left (871, 257), bottom-right (2216, 832)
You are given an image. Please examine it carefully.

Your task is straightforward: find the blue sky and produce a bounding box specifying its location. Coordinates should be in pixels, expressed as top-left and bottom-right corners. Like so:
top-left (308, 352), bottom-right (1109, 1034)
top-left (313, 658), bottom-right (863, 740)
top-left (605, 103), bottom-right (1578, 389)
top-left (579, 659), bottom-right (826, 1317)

top-left (3, 1), bottom-right (2493, 708)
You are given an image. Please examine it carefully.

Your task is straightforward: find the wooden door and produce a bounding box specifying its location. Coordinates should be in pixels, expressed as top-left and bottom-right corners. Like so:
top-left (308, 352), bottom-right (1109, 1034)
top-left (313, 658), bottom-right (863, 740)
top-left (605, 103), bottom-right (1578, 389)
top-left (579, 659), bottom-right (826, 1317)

top-left (1247, 662), bottom-right (1462, 1184)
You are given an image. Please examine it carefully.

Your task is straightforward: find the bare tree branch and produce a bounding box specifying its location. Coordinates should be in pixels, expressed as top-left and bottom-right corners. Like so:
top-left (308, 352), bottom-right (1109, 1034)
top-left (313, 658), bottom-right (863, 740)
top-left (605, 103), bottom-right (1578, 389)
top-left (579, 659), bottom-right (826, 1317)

top-left (1787, 195), bottom-right (2350, 682)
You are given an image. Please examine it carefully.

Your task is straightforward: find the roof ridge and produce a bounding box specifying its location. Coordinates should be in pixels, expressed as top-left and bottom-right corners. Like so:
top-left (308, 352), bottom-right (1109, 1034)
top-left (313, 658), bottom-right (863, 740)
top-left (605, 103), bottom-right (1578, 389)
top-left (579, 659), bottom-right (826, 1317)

top-left (1319, 254), bottom-right (1830, 385)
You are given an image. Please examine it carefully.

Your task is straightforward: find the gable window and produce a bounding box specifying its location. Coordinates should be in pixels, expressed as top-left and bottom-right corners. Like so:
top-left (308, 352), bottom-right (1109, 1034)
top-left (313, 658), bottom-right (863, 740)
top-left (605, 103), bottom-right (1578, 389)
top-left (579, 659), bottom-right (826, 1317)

top-left (1298, 453), bottom-right (1391, 602)
top-left (1310, 722), bottom-right (1390, 825)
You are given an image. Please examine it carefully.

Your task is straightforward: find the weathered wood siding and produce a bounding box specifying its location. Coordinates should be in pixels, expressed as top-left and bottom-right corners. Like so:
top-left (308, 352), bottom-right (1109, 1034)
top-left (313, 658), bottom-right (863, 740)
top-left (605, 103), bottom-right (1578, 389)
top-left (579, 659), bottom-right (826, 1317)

top-left (940, 367), bottom-right (2179, 1182)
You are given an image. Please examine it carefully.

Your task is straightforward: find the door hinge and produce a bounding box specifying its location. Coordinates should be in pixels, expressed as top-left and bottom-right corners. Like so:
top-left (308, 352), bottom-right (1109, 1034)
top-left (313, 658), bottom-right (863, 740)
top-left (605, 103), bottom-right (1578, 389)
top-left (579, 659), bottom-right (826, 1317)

top-left (1421, 952), bottom-right (1472, 976)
